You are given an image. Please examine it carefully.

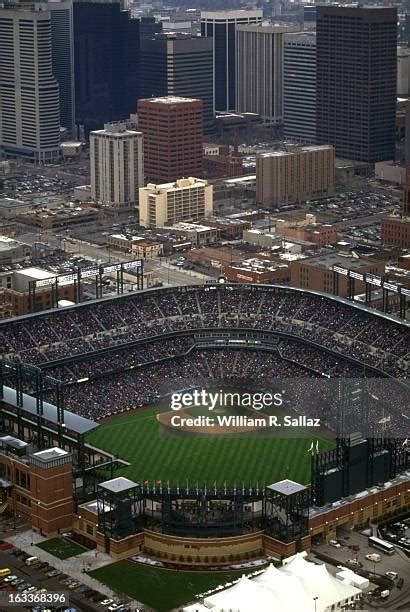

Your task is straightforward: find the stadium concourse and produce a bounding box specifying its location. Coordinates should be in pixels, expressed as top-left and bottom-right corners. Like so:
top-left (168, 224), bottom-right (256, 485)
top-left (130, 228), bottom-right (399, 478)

top-left (0, 283), bottom-right (408, 427)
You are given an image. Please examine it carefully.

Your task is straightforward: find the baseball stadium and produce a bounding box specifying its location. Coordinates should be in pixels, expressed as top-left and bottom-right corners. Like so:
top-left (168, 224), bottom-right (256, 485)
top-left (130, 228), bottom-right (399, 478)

top-left (0, 282), bottom-right (408, 602)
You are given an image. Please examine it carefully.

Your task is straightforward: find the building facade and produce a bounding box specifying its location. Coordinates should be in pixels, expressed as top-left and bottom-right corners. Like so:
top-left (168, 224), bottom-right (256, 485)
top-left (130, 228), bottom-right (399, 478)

top-left (256, 145), bottom-right (335, 208)
top-left (73, 0), bottom-right (140, 136)
top-left (397, 46), bottom-right (410, 96)
top-left (139, 178), bottom-right (213, 228)
top-left (137, 96), bottom-right (203, 184)
top-left (200, 10), bottom-right (263, 112)
top-left (381, 217), bottom-right (410, 248)
top-left (316, 6), bottom-right (397, 163)
top-left (290, 254), bottom-right (385, 297)
top-left (0, 1), bottom-right (61, 162)
top-left (236, 25), bottom-right (291, 125)
top-left (284, 32), bottom-right (316, 143)
top-left (141, 34), bottom-right (214, 135)
top-left (90, 123), bottom-right (143, 211)
top-left (49, 0), bottom-right (75, 136)
top-left (0, 444), bottom-right (73, 536)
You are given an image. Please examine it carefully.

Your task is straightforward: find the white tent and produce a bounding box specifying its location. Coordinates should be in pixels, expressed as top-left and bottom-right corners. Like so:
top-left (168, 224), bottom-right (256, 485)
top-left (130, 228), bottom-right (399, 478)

top-left (253, 564), bottom-right (314, 612)
top-left (198, 555), bottom-right (361, 612)
top-left (203, 575), bottom-right (278, 611)
top-left (336, 568), bottom-right (370, 590)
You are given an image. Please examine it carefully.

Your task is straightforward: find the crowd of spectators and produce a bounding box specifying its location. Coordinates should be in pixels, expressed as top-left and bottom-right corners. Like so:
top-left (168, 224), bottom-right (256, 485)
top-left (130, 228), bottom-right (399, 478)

top-left (1, 287), bottom-right (407, 380)
top-left (44, 349), bottom-right (320, 420)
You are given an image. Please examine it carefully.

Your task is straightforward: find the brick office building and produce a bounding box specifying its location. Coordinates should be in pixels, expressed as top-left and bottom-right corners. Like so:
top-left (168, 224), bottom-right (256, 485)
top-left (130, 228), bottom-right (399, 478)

top-left (0, 441), bottom-right (73, 536)
top-left (290, 253), bottom-right (385, 297)
top-left (137, 96), bottom-right (203, 183)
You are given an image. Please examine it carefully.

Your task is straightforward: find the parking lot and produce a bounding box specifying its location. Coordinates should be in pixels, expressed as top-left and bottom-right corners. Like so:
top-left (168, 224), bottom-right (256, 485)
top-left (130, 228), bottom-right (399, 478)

top-left (0, 517), bottom-right (145, 612)
top-left (311, 526), bottom-right (410, 609)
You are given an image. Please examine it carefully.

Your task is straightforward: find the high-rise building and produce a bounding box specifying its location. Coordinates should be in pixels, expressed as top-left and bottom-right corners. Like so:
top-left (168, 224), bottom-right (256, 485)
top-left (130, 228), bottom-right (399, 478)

top-left (0, 1), bottom-right (61, 162)
top-left (316, 6), bottom-right (397, 163)
top-left (236, 24), bottom-right (291, 125)
top-left (398, 47), bottom-right (410, 96)
top-left (256, 145), bottom-right (335, 209)
top-left (49, 0), bottom-right (75, 137)
top-left (284, 32), bottom-right (316, 143)
top-left (90, 122), bottom-right (143, 211)
top-left (139, 15), bottom-right (162, 40)
top-left (73, 0), bottom-right (140, 136)
top-left (137, 96), bottom-right (203, 184)
top-left (139, 177), bottom-right (213, 228)
top-left (141, 33), bottom-right (214, 134)
top-left (201, 10), bottom-right (263, 112)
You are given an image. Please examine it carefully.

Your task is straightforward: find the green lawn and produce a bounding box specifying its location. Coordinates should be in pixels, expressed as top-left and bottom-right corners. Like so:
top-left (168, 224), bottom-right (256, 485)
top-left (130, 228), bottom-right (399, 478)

top-left (37, 537), bottom-right (88, 559)
top-left (90, 560), bottom-right (256, 611)
top-left (86, 406), bottom-right (334, 486)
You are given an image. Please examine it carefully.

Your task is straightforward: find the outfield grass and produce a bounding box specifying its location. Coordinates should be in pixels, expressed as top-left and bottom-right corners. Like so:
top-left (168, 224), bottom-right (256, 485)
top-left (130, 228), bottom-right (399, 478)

top-left (37, 537), bottom-right (88, 559)
top-left (90, 560), bottom-right (256, 611)
top-left (86, 406), bottom-right (334, 485)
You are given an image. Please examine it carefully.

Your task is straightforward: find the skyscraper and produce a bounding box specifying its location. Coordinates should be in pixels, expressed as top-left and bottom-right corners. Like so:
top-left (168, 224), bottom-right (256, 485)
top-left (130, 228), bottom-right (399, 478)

top-left (73, 0), bottom-right (139, 136)
top-left (201, 10), bottom-right (263, 112)
top-left (141, 33), bottom-right (214, 134)
top-left (316, 6), bottom-right (397, 163)
top-left (139, 15), bottom-right (162, 40)
top-left (284, 32), bottom-right (316, 143)
top-left (90, 122), bottom-right (143, 211)
top-left (0, 1), bottom-right (61, 162)
top-left (138, 96), bottom-right (203, 184)
top-left (236, 24), bottom-right (291, 125)
top-left (49, 0), bottom-right (75, 136)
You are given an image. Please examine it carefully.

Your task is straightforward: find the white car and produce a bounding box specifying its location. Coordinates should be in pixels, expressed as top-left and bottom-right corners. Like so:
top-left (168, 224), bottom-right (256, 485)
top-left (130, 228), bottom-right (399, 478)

top-left (385, 571), bottom-right (398, 580)
top-left (329, 539), bottom-right (341, 548)
top-left (101, 600), bottom-right (114, 607)
top-left (3, 575), bottom-right (17, 583)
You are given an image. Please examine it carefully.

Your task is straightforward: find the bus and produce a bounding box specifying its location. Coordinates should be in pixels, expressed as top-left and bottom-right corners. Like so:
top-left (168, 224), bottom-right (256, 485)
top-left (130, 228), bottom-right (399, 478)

top-left (368, 536), bottom-right (395, 555)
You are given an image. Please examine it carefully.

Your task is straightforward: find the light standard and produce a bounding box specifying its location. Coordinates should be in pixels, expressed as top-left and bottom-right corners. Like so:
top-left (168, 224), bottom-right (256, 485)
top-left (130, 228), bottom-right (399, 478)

top-left (313, 595), bottom-right (318, 612)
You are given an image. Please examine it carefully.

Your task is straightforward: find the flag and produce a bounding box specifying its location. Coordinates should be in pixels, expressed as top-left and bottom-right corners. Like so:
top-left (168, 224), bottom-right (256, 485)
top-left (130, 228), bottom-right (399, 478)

top-left (316, 440), bottom-right (319, 454)
top-left (307, 442), bottom-right (313, 454)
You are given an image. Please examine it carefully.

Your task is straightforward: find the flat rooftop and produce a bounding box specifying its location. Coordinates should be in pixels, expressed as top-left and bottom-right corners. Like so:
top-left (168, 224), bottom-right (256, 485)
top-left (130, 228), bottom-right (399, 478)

top-left (267, 479), bottom-right (307, 495)
top-left (99, 476), bottom-right (139, 494)
top-left (303, 253), bottom-right (374, 269)
top-left (31, 447), bottom-right (70, 462)
top-left (144, 95), bottom-right (200, 104)
top-left (0, 198), bottom-right (26, 209)
top-left (0, 236), bottom-right (25, 251)
top-left (0, 435), bottom-right (28, 450)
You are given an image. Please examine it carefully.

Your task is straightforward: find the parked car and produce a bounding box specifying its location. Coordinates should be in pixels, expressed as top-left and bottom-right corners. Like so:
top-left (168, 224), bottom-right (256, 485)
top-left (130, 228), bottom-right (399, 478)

top-left (397, 578), bottom-right (404, 589)
top-left (366, 553), bottom-right (381, 562)
top-left (329, 539), bottom-right (341, 548)
top-left (385, 571), bottom-right (398, 580)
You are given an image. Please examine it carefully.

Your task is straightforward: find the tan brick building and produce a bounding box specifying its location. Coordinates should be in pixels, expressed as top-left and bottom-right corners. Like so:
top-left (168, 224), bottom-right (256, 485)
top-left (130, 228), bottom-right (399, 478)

top-left (256, 145), bottom-right (335, 208)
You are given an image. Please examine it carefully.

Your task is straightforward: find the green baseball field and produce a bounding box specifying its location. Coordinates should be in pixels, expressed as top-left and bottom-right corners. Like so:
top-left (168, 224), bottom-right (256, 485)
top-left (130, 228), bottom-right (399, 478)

top-left (86, 402), bottom-right (335, 486)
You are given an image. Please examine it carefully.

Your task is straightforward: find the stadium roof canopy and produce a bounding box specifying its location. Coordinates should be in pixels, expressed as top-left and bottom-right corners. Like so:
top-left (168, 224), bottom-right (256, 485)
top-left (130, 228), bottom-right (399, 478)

top-left (2, 386), bottom-right (98, 435)
top-left (200, 555), bottom-right (361, 612)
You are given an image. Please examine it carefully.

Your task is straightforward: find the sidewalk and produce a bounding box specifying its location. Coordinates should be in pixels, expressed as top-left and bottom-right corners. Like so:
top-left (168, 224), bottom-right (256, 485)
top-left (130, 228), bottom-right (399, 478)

top-left (6, 529), bottom-right (145, 609)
